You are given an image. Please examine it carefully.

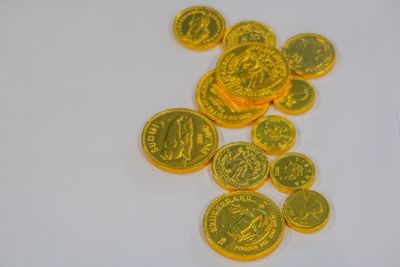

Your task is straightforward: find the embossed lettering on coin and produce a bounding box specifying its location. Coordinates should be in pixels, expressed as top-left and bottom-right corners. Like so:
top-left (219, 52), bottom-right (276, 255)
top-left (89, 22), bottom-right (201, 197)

top-left (174, 6), bottom-right (225, 50)
top-left (252, 115), bottom-right (296, 155)
top-left (212, 142), bottom-right (269, 190)
top-left (216, 44), bottom-right (289, 104)
top-left (282, 33), bottom-right (335, 78)
top-left (283, 190), bottom-right (329, 233)
top-left (142, 109), bottom-right (218, 173)
top-left (203, 191), bottom-right (284, 261)
top-left (273, 79), bottom-right (315, 115)
top-left (196, 70), bottom-right (268, 128)
top-left (270, 153), bottom-right (315, 194)
top-left (223, 21), bottom-right (276, 50)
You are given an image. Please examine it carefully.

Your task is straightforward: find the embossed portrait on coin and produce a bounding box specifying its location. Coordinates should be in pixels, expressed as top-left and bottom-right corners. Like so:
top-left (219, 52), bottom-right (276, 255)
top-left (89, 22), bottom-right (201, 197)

top-left (287, 38), bottom-right (326, 71)
top-left (160, 115), bottom-right (194, 165)
top-left (289, 193), bottom-right (323, 222)
top-left (227, 203), bottom-right (272, 244)
top-left (183, 12), bottom-right (210, 44)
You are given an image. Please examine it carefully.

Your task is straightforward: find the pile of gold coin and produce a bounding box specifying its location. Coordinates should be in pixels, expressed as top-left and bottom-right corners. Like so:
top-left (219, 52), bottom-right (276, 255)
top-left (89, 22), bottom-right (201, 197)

top-left (142, 6), bottom-right (334, 261)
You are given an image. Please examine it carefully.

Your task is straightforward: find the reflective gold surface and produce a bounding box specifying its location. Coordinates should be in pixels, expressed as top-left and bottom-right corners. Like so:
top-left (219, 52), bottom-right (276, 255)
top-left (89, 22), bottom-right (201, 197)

top-left (273, 79), bottom-right (315, 115)
top-left (173, 6), bottom-right (225, 50)
top-left (223, 21), bottom-right (276, 50)
top-left (216, 44), bottom-right (290, 104)
top-left (270, 153), bottom-right (315, 194)
top-left (282, 33), bottom-right (335, 78)
top-left (252, 115), bottom-right (296, 155)
top-left (203, 191), bottom-right (284, 261)
top-left (141, 109), bottom-right (218, 173)
top-left (212, 142), bottom-right (269, 191)
top-left (196, 70), bottom-right (268, 128)
top-left (283, 190), bottom-right (330, 233)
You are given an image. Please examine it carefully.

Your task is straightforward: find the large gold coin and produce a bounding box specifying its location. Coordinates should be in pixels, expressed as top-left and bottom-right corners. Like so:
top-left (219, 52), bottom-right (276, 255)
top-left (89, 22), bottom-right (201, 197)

top-left (270, 153), bottom-right (315, 194)
top-left (282, 190), bottom-right (330, 233)
top-left (273, 79), bottom-right (315, 115)
top-left (196, 70), bottom-right (268, 128)
top-left (252, 115), bottom-right (296, 155)
top-left (212, 142), bottom-right (269, 191)
top-left (216, 44), bottom-right (290, 104)
top-left (223, 21), bottom-right (276, 50)
top-left (282, 33), bottom-right (335, 78)
top-left (203, 191), bottom-right (284, 261)
top-left (173, 6), bottom-right (225, 50)
top-left (141, 109), bottom-right (218, 173)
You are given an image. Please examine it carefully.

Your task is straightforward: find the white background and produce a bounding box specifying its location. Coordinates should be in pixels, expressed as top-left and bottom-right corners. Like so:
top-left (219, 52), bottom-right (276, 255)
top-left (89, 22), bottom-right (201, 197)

top-left (1, 0), bottom-right (399, 266)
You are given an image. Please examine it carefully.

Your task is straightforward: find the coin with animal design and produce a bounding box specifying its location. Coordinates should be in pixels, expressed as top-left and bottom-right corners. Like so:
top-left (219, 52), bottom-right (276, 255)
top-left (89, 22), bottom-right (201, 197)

top-left (141, 109), bottom-right (218, 173)
top-left (282, 190), bottom-right (329, 233)
top-left (212, 142), bottom-right (269, 191)
top-left (270, 153), bottom-right (315, 194)
top-left (273, 79), bottom-right (315, 115)
top-left (216, 44), bottom-right (290, 104)
top-left (196, 70), bottom-right (268, 128)
top-left (252, 115), bottom-right (296, 155)
top-left (173, 6), bottom-right (225, 50)
top-left (223, 21), bottom-right (276, 50)
top-left (282, 33), bottom-right (335, 78)
top-left (203, 191), bottom-right (284, 261)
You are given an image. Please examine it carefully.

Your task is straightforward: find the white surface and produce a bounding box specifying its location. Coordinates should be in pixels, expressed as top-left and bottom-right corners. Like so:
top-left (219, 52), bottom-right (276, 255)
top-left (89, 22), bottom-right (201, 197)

top-left (0, 0), bottom-right (399, 266)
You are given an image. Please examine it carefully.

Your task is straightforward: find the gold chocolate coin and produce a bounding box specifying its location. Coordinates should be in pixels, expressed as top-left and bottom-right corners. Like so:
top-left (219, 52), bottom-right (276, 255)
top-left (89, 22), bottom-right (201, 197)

top-left (273, 79), bottom-right (315, 115)
top-left (252, 115), bottom-right (296, 155)
top-left (282, 33), bottom-right (335, 78)
top-left (203, 191), bottom-right (284, 261)
top-left (216, 44), bottom-right (290, 104)
top-left (173, 6), bottom-right (225, 50)
top-left (270, 153), bottom-right (315, 194)
top-left (212, 142), bottom-right (269, 191)
top-left (282, 190), bottom-right (330, 233)
top-left (141, 109), bottom-right (218, 173)
top-left (196, 70), bottom-right (268, 128)
top-left (223, 21), bottom-right (276, 50)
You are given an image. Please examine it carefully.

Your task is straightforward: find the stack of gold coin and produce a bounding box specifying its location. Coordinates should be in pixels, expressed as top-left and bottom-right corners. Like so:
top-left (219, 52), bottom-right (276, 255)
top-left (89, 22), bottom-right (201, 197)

top-left (142, 5), bottom-right (335, 261)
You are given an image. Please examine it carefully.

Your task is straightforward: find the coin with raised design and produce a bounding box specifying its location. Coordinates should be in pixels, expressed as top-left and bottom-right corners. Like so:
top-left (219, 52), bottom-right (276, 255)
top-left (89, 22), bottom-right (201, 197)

top-left (282, 33), bottom-right (335, 78)
top-left (223, 21), bottom-right (276, 50)
top-left (173, 6), bottom-right (225, 50)
top-left (273, 79), bottom-right (315, 115)
top-left (212, 142), bottom-right (269, 191)
top-left (282, 190), bottom-right (330, 233)
top-left (196, 70), bottom-right (268, 128)
top-left (216, 44), bottom-right (290, 104)
top-left (141, 109), bottom-right (218, 173)
top-left (252, 115), bottom-right (296, 155)
top-left (203, 191), bottom-right (284, 261)
top-left (270, 153), bottom-right (315, 194)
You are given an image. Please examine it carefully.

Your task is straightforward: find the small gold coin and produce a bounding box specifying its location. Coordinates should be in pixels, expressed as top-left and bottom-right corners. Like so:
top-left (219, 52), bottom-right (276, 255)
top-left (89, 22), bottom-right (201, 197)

top-left (270, 153), bottom-right (315, 194)
top-left (223, 21), bottom-right (276, 50)
top-left (273, 79), bottom-right (315, 115)
top-left (282, 190), bottom-right (330, 233)
top-left (212, 142), bottom-right (269, 191)
top-left (282, 33), bottom-right (335, 78)
top-left (252, 115), bottom-right (296, 155)
top-left (203, 191), bottom-right (284, 261)
top-left (141, 109), bottom-right (218, 173)
top-left (196, 70), bottom-right (268, 128)
top-left (173, 6), bottom-right (225, 50)
top-left (216, 44), bottom-right (290, 104)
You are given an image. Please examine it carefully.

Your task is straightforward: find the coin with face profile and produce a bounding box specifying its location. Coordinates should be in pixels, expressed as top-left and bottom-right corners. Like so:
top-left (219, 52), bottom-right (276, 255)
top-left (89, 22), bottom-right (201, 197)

top-left (282, 190), bottom-right (330, 233)
top-left (141, 109), bottom-right (218, 173)
top-left (173, 6), bottom-right (225, 50)
top-left (203, 191), bottom-right (284, 261)
top-left (282, 33), bottom-right (335, 78)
